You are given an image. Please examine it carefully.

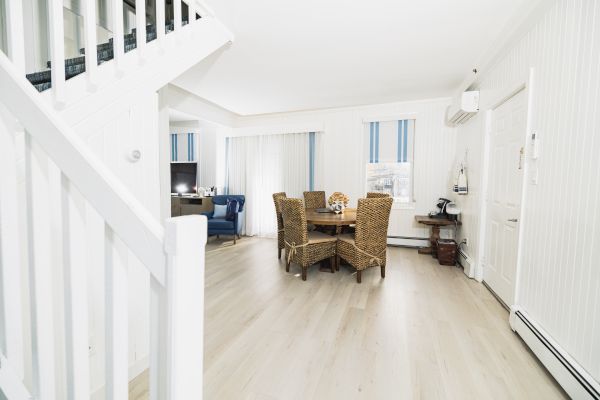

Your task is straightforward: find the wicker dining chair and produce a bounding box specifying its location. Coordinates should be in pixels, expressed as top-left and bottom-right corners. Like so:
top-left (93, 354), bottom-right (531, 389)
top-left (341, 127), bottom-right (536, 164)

top-left (366, 192), bottom-right (391, 198)
top-left (303, 191), bottom-right (327, 209)
top-left (273, 192), bottom-right (287, 259)
top-left (336, 197), bottom-right (393, 283)
top-left (280, 198), bottom-right (337, 281)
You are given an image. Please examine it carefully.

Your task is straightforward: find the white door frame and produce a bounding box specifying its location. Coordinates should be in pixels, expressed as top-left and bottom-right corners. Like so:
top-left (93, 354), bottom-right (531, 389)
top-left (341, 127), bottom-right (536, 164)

top-left (476, 68), bottom-right (535, 310)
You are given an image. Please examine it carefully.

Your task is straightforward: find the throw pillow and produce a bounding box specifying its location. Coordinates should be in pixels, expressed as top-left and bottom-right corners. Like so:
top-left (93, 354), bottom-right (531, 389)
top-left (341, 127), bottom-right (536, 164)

top-left (226, 199), bottom-right (239, 221)
top-left (213, 204), bottom-right (227, 218)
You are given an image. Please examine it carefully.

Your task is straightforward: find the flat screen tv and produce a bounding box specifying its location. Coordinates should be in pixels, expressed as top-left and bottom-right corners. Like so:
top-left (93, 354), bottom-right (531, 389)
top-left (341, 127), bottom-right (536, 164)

top-left (171, 162), bottom-right (197, 194)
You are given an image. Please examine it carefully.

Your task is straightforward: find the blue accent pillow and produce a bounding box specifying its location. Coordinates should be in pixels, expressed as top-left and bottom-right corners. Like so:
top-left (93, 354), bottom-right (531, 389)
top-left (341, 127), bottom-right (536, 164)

top-left (213, 204), bottom-right (227, 218)
top-left (226, 199), bottom-right (239, 221)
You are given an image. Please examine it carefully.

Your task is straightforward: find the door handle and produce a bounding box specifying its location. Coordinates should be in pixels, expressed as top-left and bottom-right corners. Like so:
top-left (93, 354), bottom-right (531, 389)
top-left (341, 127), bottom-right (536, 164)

top-left (507, 218), bottom-right (518, 222)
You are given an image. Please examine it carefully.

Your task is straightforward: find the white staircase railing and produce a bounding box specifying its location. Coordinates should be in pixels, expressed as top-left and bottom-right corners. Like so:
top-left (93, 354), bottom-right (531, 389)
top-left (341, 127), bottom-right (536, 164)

top-left (0, 46), bottom-right (207, 400)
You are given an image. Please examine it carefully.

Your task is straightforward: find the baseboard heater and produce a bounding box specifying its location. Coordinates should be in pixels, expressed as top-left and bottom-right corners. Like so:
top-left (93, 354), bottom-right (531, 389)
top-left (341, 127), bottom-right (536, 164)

top-left (511, 308), bottom-right (600, 400)
top-left (387, 236), bottom-right (429, 248)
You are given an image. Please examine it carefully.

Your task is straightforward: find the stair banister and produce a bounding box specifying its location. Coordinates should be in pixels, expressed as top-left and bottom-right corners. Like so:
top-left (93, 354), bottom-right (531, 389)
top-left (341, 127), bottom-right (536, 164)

top-left (174, 0), bottom-right (182, 31)
top-left (135, 0), bottom-right (147, 58)
top-left (0, 52), bottom-right (167, 284)
top-left (157, 0), bottom-right (166, 43)
top-left (5, 0), bottom-right (25, 72)
top-left (48, 0), bottom-right (66, 104)
top-left (83, 0), bottom-right (98, 88)
top-left (112, 0), bottom-right (125, 68)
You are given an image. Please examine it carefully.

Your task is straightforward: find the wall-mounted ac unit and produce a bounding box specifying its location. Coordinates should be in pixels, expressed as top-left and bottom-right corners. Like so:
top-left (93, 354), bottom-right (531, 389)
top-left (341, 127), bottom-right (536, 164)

top-left (446, 91), bottom-right (479, 126)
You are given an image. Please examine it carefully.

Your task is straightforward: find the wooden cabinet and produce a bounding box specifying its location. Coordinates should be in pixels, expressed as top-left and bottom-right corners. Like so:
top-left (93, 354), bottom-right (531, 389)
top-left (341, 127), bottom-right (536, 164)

top-left (171, 196), bottom-right (213, 217)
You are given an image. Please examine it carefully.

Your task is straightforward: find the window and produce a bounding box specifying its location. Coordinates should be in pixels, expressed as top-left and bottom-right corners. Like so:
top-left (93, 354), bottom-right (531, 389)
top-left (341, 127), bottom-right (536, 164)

top-left (365, 119), bottom-right (415, 203)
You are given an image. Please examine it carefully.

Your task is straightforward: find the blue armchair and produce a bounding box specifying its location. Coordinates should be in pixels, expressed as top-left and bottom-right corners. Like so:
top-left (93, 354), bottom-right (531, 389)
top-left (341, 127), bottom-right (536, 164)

top-left (203, 195), bottom-right (245, 244)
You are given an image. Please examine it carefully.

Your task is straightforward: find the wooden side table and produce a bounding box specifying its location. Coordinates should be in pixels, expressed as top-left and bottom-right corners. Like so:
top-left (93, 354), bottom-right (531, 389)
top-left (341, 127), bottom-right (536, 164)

top-left (415, 215), bottom-right (461, 259)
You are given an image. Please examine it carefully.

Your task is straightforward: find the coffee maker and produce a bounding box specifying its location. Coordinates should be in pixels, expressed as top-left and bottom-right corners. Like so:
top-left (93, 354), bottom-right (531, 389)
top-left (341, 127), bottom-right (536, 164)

top-left (429, 198), bottom-right (452, 219)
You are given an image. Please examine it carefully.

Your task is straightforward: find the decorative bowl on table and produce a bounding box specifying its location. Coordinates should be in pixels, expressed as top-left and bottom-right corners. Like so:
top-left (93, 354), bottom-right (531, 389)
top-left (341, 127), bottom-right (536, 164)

top-left (328, 192), bottom-right (349, 214)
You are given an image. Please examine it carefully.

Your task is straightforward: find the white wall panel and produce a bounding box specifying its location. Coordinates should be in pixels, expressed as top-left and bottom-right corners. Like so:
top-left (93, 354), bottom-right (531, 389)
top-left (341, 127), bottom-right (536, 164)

top-left (454, 0), bottom-right (600, 382)
top-left (234, 97), bottom-right (457, 239)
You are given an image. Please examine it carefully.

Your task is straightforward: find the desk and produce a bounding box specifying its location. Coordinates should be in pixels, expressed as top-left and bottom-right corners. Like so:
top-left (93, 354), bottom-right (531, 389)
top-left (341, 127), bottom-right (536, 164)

top-left (305, 208), bottom-right (356, 234)
top-left (415, 215), bottom-right (461, 258)
top-left (171, 195), bottom-right (213, 217)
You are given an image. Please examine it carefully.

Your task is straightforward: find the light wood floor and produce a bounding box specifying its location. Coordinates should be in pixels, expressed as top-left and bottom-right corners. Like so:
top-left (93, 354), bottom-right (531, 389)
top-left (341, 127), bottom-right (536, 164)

top-left (130, 237), bottom-right (567, 399)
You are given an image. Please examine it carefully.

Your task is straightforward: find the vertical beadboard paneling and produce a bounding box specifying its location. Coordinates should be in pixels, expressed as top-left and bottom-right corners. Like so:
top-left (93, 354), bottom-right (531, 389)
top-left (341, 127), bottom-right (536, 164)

top-left (234, 97), bottom-right (457, 239)
top-left (455, 0), bottom-right (600, 382)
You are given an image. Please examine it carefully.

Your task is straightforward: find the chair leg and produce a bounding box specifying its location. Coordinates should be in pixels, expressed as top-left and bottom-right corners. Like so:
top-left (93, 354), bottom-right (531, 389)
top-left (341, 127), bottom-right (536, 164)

top-left (286, 259), bottom-right (290, 272)
top-left (356, 270), bottom-right (362, 284)
top-left (335, 255), bottom-right (340, 271)
top-left (329, 256), bottom-right (335, 273)
top-left (278, 248), bottom-right (282, 259)
top-left (381, 265), bottom-right (386, 278)
top-left (233, 235), bottom-right (236, 244)
top-left (301, 266), bottom-right (307, 281)
top-left (216, 234), bottom-right (219, 239)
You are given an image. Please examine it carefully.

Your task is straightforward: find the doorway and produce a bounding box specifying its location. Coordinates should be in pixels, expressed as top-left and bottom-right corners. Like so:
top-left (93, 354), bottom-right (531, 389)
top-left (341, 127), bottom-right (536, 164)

top-left (482, 87), bottom-right (528, 306)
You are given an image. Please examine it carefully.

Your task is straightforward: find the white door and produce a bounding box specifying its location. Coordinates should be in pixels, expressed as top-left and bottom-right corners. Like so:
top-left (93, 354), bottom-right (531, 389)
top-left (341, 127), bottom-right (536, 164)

top-left (483, 88), bottom-right (527, 306)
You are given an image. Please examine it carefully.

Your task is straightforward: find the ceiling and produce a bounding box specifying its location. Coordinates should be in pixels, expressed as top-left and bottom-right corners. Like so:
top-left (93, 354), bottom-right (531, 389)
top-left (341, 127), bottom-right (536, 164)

top-left (169, 108), bottom-right (199, 122)
top-left (173, 0), bottom-right (530, 115)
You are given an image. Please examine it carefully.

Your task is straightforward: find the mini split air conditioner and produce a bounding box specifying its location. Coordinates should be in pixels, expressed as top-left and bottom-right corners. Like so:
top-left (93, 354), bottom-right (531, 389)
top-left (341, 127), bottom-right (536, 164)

top-left (446, 91), bottom-right (479, 126)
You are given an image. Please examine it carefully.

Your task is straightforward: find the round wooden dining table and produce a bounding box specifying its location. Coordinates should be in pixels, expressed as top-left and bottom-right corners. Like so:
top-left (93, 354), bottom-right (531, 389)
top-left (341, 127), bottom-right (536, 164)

top-left (305, 208), bottom-right (357, 234)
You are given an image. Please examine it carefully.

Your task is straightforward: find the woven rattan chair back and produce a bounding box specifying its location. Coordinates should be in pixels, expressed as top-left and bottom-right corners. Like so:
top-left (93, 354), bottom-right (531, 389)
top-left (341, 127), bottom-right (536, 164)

top-left (303, 191), bottom-right (326, 209)
top-left (273, 192), bottom-right (287, 258)
top-left (280, 198), bottom-right (309, 246)
top-left (272, 192), bottom-right (287, 230)
top-left (366, 192), bottom-right (391, 198)
top-left (355, 197), bottom-right (393, 258)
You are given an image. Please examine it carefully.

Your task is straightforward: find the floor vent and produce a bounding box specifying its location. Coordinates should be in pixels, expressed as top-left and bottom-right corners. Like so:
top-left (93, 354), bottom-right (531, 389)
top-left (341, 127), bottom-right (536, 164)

top-left (512, 309), bottom-right (600, 400)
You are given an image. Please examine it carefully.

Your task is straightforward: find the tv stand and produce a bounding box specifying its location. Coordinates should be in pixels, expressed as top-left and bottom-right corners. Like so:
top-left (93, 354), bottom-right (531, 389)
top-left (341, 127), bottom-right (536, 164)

top-left (171, 195), bottom-right (214, 217)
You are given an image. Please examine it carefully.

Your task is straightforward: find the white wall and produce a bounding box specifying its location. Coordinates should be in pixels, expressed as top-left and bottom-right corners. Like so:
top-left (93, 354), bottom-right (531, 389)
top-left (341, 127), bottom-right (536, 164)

top-left (454, 0), bottom-right (600, 383)
top-left (233, 97), bottom-right (457, 239)
top-left (72, 88), bottom-right (161, 395)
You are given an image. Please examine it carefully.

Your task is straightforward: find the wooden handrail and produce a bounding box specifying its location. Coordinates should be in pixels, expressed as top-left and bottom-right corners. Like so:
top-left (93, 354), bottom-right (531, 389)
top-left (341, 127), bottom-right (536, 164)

top-left (0, 52), bottom-right (167, 285)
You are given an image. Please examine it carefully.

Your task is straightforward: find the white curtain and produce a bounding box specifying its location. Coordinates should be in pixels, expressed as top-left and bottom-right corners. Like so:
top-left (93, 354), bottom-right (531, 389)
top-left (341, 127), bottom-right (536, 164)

top-left (225, 132), bottom-right (317, 237)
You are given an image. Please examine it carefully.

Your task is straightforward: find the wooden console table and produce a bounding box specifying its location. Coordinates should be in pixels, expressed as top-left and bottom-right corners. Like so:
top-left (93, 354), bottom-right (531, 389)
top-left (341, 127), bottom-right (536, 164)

top-left (415, 215), bottom-right (461, 259)
top-left (171, 195), bottom-right (213, 217)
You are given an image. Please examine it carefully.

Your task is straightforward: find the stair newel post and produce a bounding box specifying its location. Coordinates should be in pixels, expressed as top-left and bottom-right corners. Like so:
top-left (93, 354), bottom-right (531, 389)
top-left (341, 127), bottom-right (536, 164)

top-left (174, 0), bottom-right (182, 31)
top-left (162, 215), bottom-right (207, 399)
top-left (48, 0), bottom-right (66, 105)
top-left (5, 0), bottom-right (26, 72)
top-left (112, 0), bottom-right (125, 70)
top-left (135, 0), bottom-right (147, 60)
top-left (83, 0), bottom-right (98, 89)
top-left (156, 0), bottom-right (166, 45)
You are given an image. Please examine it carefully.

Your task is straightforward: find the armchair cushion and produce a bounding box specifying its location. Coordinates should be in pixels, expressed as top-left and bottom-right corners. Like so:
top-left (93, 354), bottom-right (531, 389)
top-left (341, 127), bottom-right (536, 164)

top-left (213, 204), bottom-right (227, 218)
top-left (207, 218), bottom-right (235, 231)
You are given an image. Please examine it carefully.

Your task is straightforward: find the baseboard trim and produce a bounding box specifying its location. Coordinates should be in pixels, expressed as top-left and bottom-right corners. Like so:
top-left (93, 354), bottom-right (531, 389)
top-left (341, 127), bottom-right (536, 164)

top-left (511, 307), bottom-right (600, 400)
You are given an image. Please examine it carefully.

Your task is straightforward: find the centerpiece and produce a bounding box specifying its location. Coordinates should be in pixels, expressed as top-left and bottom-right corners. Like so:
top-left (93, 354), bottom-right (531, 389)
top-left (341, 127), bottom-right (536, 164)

top-left (327, 192), bottom-right (349, 214)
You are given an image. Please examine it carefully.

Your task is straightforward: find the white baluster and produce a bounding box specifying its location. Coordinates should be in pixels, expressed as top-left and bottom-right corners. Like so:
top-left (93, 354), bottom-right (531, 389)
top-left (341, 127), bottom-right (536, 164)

top-left (156, 0), bottom-right (166, 44)
top-left (112, 0), bottom-right (125, 69)
top-left (135, 0), bottom-right (146, 59)
top-left (0, 107), bottom-right (24, 380)
top-left (61, 177), bottom-right (91, 400)
top-left (163, 215), bottom-right (207, 399)
top-left (150, 278), bottom-right (167, 400)
top-left (5, 0), bottom-right (26, 72)
top-left (83, 0), bottom-right (98, 89)
top-left (48, 0), bottom-right (66, 105)
top-left (104, 225), bottom-right (129, 400)
top-left (24, 134), bottom-right (56, 399)
top-left (174, 0), bottom-right (182, 31)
